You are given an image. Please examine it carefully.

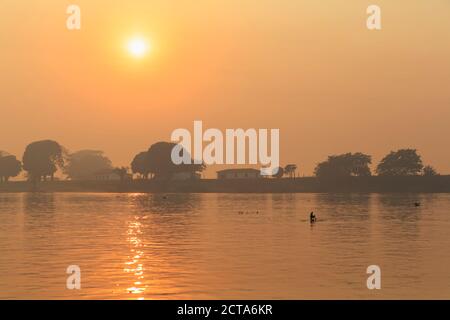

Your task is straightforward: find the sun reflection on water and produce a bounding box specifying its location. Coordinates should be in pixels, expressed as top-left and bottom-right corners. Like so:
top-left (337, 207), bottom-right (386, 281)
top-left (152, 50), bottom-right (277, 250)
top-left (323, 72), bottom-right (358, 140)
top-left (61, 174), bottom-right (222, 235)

top-left (124, 217), bottom-right (146, 299)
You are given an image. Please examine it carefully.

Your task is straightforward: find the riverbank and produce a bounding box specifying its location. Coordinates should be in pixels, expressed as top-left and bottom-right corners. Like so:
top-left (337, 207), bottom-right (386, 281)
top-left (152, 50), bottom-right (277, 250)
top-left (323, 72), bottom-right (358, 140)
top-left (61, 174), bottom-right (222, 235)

top-left (1, 175), bottom-right (450, 193)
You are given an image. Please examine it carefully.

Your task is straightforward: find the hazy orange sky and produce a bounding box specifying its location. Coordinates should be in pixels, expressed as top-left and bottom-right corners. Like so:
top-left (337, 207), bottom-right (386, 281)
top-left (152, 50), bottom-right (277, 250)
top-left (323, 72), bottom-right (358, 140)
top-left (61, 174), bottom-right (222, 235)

top-left (1, 0), bottom-right (449, 177)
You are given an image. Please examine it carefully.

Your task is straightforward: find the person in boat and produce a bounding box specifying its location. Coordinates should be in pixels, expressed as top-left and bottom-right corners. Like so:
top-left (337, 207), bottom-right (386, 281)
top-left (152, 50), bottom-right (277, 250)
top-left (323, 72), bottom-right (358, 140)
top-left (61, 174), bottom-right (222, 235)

top-left (310, 211), bottom-right (317, 223)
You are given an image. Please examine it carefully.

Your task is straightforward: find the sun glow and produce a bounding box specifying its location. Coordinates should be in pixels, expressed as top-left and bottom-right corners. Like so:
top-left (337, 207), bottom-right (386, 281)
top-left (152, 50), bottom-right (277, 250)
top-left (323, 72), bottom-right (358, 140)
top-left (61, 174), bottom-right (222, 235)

top-left (126, 37), bottom-right (150, 58)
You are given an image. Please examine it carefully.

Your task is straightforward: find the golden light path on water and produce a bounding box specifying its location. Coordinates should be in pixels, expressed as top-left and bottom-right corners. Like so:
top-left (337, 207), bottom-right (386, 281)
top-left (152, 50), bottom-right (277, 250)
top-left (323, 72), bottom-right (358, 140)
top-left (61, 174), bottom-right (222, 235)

top-left (124, 216), bottom-right (146, 300)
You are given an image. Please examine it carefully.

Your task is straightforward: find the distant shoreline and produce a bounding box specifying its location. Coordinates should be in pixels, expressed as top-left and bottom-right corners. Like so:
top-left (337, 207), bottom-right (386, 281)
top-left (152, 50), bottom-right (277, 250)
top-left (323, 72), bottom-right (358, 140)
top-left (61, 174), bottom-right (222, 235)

top-left (1, 176), bottom-right (450, 193)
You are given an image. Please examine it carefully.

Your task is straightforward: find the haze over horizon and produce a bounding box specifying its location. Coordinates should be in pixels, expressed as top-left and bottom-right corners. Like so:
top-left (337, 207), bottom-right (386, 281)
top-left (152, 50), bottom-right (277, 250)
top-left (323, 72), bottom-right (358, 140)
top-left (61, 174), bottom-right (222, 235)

top-left (1, 0), bottom-right (449, 177)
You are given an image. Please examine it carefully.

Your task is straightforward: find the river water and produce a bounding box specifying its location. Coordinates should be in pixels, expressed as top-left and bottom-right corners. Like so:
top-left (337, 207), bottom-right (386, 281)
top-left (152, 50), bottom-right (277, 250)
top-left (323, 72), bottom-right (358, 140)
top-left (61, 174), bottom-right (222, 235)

top-left (0, 192), bottom-right (449, 299)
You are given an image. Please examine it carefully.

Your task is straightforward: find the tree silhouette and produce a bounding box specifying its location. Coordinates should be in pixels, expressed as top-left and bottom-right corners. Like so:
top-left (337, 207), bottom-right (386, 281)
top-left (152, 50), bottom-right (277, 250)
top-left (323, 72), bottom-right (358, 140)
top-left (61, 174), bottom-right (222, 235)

top-left (65, 150), bottom-right (113, 180)
top-left (146, 142), bottom-right (205, 180)
top-left (131, 151), bottom-right (151, 179)
top-left (315, 152), bottom-right (372, 179)
top-left (376, 149), bottom-right (423, 176)
top-left (0, 153), bottom-right (22, 182)
top-left (423, 165), bottom-right (438, 176)
top-left (113, 166), bottom-right (129, 182)
top-left (22, 140), bottom-right (65, 182)
top-left (284, 164), bottom-right (297, 178)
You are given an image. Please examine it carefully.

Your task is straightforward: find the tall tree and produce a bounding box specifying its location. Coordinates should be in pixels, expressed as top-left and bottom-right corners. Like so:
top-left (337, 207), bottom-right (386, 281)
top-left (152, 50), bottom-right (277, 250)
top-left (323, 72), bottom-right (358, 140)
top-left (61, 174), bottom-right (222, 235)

top-left (315, 152), bottom-right (372, 179)
top-left (65, 150), bottom-right (113, 180)
top-left (131, 151), bottom-right (151, 179)
top-left (0, 153), bottom-right (22, 182)
top-left (146, 142), bottom-right (205, 179)
top-left (376, 149), bottom-right (423, 176)
top-left (22, 140), bottom-right (65, 182)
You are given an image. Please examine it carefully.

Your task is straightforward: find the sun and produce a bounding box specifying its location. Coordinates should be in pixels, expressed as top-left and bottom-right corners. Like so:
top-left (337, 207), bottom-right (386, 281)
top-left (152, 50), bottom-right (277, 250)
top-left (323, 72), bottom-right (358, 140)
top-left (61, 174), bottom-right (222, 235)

top-left (126, 37), bottom-right (150, 58)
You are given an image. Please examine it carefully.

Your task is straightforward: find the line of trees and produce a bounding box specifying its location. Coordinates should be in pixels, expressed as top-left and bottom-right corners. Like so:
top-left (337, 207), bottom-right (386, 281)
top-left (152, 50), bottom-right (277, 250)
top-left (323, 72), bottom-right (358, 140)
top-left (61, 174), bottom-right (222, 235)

top-left (0, 140), bottom-right (441, 184)
top-left (313, 149), bottom-right (438, 180)
top-left (0, 140), bottom-right (206, 183)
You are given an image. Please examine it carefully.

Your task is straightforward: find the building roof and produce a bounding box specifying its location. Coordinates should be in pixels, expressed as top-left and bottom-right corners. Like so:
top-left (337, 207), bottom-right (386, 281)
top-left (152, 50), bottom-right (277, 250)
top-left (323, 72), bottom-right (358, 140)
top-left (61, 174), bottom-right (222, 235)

top-left (217, 168), bottom-right (261, 174)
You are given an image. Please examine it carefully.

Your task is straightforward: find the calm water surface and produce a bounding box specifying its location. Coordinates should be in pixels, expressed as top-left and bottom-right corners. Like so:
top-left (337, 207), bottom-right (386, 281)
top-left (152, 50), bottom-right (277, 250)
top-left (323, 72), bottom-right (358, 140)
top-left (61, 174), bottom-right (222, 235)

top-left (0, 192), bottom-right (449, 299)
